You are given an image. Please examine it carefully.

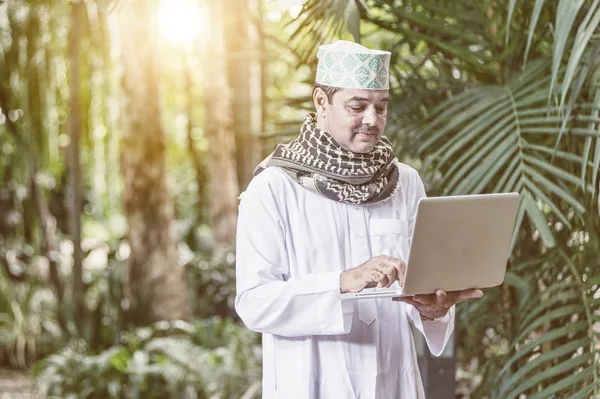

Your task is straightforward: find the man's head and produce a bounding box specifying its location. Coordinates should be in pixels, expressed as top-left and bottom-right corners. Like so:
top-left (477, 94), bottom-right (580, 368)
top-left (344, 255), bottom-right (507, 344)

top-left (312, 41), bottom-right (391, 154)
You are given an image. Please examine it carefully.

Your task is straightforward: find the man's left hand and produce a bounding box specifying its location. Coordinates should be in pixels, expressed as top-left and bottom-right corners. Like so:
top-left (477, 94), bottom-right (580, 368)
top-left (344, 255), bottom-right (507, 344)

top-left (392, 289), bottom-right (483, 320)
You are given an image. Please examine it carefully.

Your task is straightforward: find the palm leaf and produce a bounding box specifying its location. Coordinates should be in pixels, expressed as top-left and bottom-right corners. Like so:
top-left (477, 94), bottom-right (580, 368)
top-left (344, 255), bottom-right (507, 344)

top-left (558, 0), bottom-right (600, 111)
top-left (587, 55), bottom-right (600, 199)
top-left (496, 250), bottom-right (600, 398)
top-left (549, 0), bottom-right (585, 105)
top-left (417, 58), bottom-right (598, 248)
top-left (288, 0), bottom-right (352, 64)
top-left (505, 0), bottom-right (519, 46)
top-left (523, 0), bottom-right (546, 65)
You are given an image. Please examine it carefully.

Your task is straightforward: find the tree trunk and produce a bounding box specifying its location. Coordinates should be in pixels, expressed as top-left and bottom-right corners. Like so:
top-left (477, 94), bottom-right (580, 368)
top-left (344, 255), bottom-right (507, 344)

top-left (251, 0), bottom-right (268, 161)
top-left (117, 0), bottom-right (189, 324)
top-left (224, 0), bottom-right (261, 191)
top-left (184, 63), bottom-right (208, 225)
top-left (68, 0), bottom-right (85, 331)
top-left (23, 5), bottom-right (42, 249)
top-left (204, 0), bottom-right (239, 247)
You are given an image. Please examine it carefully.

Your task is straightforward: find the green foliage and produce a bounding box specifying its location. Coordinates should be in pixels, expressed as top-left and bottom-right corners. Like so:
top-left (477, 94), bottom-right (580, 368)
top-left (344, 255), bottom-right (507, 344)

top-left (0, 0), bottom-right (264, 395)
top-left (496, 251), bottom-right (600, 398)
top-left (185, 248), bottom-right (238, 320)
top-left (0, 238), bottom-right (63, 368)
top-left (0, 269), bottom-right (62, 369)
top-left (456, 245), bottom-right (600, 397)
top-left (35, 319), bottom-right (261, 399)
top-left (418, 57), bottom-right (599, 251)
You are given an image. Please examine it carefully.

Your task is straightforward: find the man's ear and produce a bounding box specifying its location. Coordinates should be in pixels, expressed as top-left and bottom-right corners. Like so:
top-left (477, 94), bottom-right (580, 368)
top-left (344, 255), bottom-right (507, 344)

top-left (313, 87), bottom-right (328, 117)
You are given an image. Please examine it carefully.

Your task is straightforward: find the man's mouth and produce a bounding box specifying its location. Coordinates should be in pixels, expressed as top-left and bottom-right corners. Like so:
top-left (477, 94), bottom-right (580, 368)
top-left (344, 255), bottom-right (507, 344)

top-left (355, 130), bottom-right (378, 137)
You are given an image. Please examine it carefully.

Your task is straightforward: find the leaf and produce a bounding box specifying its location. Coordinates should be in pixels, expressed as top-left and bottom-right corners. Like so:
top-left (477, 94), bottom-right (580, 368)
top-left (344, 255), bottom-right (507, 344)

top-left (445, 121), bottom-right (515, 189)
top-left (345, 0), bottom-right (361, 43)
top-left (109, 347), bottom-right (130, 372)
top-left (417, 58), bottom-right (600, 253)
top-left (497, 251), bottom-right (600, 397)
top-left (523, 165), bottom-right (585, 213)
top-left (505, 0), bottom-right (519, 45)
top-left (515, 301), bottom-right (580, 341)
top-left (559, 0), bottom-right (600, 111)
top-left (523, 0), bottom-right (546, 66)
top-left (503, 271), bottom-right (533, 299)
top-left (590, 67), bottom-right (600, 196)
top-left (510, 193), bottom-right (527, 254)
top-left (500, 320), bottom-right (588, 378)
top-left (421, 87), bottom-right (504, 151)
top-left (523, 142), bottom-right (591, 164)
top-left (503, 355), bottom-right (591, 398)
top-left (564, 385), bottom-right (599, 399)
top-left (553, 25), bottom-right (600, 163)
top-left (500, 338), bottom-right (588, 393)
top-left (288, 0), bottom-right (349, 64)
top-left (493, 155), bottom-right (520, 193)
top-left (356, 0), bottom-right (370, 15)
top-left (468, 143), bottom-right (518, 194)
top-left (548, 0), bottom-right (585, 105)
top-left (437, 103), bottom-right (513, 170)
top-left (522, 177), bottom-right (571, 229)
top-left (523, 154), bottom-right (584, 188)
top-left (525, 367), bottom-right (593, 399)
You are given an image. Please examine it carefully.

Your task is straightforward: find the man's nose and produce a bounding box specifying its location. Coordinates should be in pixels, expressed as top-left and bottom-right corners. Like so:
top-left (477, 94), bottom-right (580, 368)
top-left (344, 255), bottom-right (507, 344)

top-left (362, 109), bottom-right (377, 126)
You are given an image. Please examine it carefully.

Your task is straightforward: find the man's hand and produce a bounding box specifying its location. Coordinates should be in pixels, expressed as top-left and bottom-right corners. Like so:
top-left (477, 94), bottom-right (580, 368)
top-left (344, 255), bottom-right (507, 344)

top-left (340, 255), bottom-right (406, 294)
top-left (393, 289), bottom-right (483, 320)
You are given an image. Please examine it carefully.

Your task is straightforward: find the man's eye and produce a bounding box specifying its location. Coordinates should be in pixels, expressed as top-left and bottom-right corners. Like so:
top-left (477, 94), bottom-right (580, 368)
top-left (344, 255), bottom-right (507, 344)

top-left (376, 107), bottom-right (387, 113)
top-left (350, 106), bottom-right (364, 111)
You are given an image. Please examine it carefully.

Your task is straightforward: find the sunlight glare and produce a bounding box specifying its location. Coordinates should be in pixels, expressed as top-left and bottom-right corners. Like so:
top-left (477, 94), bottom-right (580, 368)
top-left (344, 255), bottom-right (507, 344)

top-left (267, 0), bottom-right (305, 21)
top-left (267, 10), bottom-right (283, 23)
top-left (289, 4), bottom-right (303, 19)
top-left (158, 0), bottom-right (203, 45)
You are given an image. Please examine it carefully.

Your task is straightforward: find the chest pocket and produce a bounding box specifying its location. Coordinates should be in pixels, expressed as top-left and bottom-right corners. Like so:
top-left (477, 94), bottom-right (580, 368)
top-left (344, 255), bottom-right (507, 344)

top-left (369, 219), bottom-right (410, 262)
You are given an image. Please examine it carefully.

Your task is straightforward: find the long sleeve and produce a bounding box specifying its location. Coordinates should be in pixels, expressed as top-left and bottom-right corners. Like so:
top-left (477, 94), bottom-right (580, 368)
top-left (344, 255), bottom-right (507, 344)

top-left (234, 170), bottom-right (353, 337)
top-left (403, 165), bottom-right (456, 356)
top-left (407, 305), bottom-right (455, 356)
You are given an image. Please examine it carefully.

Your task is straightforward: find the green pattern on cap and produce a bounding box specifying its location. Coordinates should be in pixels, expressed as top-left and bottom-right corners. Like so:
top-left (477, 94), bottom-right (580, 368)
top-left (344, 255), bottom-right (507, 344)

top-left (316, 40), bottom-right (391, 90)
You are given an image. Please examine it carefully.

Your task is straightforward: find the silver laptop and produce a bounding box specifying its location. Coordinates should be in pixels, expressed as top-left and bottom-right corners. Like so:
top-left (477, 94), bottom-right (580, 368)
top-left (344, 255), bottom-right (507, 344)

top-left (339, 192), bottom-right (520, 300)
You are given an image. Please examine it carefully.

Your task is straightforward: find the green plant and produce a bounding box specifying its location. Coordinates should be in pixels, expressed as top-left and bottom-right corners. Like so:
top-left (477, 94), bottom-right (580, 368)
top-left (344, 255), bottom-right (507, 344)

top-left (185, 248), bottom-right (238, 320)
top-left (495, 250), bottom-right (600, 398)
top-left (35, 319), bottom-right (261, 399)
top-left (0, 241), bottom-right (62, 369)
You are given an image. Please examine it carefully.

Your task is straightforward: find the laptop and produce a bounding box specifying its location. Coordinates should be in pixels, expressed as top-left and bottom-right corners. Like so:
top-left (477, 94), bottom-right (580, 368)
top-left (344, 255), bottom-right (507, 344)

top-left (339, 192), bottom-right (520, 300)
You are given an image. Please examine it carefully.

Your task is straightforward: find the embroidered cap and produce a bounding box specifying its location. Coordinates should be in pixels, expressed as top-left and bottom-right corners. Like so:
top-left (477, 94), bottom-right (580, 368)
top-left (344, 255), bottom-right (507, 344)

top-left (316, 40), bottom-right (391, 90)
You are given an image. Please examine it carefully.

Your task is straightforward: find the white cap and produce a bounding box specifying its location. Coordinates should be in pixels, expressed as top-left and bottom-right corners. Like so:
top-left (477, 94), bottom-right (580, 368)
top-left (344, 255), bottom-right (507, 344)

top-left (316, 40), bottom-right (391, 90)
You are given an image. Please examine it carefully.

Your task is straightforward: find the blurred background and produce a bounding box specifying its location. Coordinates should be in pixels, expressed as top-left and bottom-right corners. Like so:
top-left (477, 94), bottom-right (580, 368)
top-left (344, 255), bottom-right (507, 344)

top-left (0, 0), bottom-right (599, 398)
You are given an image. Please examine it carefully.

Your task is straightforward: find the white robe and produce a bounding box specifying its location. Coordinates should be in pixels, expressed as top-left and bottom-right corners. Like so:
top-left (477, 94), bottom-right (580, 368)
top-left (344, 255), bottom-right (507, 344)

top-left (235, 161), bottom-right (455, 399)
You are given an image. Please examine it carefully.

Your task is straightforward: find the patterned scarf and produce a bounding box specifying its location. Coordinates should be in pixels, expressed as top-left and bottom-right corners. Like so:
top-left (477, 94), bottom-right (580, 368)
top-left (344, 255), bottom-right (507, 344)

top-left (255, 114), bottom-right (400, 205)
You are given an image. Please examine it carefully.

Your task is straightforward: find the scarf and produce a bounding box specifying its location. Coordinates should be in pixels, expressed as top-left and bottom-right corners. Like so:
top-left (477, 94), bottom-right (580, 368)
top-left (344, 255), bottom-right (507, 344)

top-left (255, 114), bottom-right (400, 205)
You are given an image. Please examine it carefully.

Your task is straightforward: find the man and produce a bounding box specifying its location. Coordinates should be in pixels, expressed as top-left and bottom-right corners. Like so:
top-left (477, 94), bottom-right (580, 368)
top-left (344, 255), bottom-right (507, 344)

top-left (235, 40), bottom-right (483, 398)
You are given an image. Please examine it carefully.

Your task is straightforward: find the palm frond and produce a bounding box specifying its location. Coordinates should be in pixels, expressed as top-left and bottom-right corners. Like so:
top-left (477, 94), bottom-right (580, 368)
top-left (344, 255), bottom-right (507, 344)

top-left (523, 0), bottom-right (546, 65)
top-left (287, 0), bottom-right (353, 64)
top-left (505, 0), bottom-right (519, 46)
top-left (557, 0), bottom-right (600, 111)
top-left (521, 0), bottom-right (600, 117)
top-left (496, 250), bottom-right (600, 398)
top-left (417, 58), bottom-right (599, 248)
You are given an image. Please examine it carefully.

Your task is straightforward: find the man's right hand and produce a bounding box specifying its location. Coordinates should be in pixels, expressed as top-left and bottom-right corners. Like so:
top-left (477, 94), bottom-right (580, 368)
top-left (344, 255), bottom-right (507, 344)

top-left (340, 255), bottom-right (406, 294)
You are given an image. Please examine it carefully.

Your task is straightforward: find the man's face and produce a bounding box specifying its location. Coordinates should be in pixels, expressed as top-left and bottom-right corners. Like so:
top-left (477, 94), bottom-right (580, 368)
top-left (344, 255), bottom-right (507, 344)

top-left (315, 88), bottom-right (389, 153)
